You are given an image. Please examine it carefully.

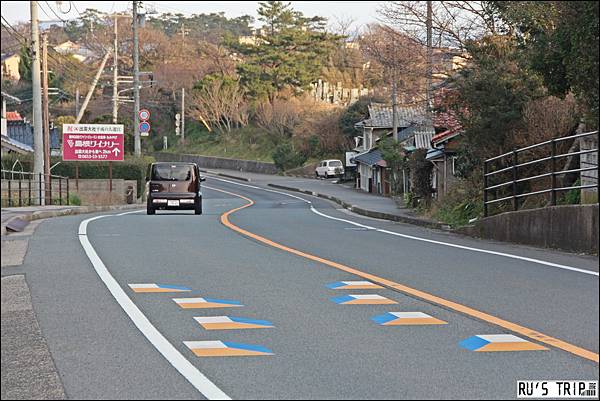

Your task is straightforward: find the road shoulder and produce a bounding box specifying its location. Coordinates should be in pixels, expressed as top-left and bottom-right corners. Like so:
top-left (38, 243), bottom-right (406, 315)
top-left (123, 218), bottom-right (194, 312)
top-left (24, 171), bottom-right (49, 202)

top-left (1, 274), bottom-right (66, 400)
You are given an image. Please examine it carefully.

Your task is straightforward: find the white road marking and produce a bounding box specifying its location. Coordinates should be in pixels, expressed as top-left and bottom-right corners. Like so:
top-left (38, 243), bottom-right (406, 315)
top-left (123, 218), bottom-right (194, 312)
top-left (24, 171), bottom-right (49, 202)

top-left (78, 213), bottom-right (231, 400)
top-left (207, 176), bottom-right (599, 277)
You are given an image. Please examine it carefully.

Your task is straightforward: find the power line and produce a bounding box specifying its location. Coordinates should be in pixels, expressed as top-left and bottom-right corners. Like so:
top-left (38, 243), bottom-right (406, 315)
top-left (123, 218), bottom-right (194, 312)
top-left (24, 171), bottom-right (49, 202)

top-left (1, 16), bottom-right (29, 42)
top-left (49, 1), bottom-right (111, 55)
top-left (2, 19), bottom-right (106, 97)
top-left (2, 16), bottom-right (90, 81)
top-left (70, 1), bottom-right (111, 53)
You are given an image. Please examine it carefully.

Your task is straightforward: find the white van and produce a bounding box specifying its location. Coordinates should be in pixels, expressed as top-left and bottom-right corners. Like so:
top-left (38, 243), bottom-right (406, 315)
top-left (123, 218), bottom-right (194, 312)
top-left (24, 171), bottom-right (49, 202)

top-left (315, 159), bottom-right (345, 178)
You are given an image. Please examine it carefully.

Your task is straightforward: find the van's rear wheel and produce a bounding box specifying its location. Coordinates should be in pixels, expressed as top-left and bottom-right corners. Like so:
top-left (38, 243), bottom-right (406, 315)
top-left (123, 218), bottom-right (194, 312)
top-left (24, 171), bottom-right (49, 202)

top-left (194, 197), bottom-right (203, 215)
top-left (146, 204), bottom-right (155, 215)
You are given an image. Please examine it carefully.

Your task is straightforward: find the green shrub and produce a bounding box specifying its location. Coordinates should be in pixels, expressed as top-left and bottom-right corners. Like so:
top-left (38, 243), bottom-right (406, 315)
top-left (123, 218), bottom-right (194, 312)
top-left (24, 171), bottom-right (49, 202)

top-left (68, 193), bottom-right (82, 206)
top-left (431, 177), bottom-right (484, 227)
top-left (272, 142), bottom-right (307, 171)
top-left (560, 178), bottom-right (581, 205)
top-left (1, 154), bottom-right (154, 195)
top-left (408, 149), bottom-right (434, 207)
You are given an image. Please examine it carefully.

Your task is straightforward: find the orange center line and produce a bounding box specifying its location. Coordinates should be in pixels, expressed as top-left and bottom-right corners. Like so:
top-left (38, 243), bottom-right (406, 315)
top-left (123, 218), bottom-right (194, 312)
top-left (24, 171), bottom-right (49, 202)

top-left (205, 185), bottom-right (599, 364)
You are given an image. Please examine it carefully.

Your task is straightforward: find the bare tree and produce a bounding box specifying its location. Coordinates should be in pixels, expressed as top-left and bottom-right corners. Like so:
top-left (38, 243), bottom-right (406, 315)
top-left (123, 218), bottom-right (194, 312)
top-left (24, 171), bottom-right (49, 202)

top-left (330, 15), bottom-right (359, 41)
top-left (522, 94), bottom-right (580, 147)
top-left (188, 77), bottom-right (248, 133)
top-left (197, 42), bottom-right (236, 76)
top-left (360, 23), bottom-right (428, 133)
top-left (378, 1), bottom-right (504, 49)
top-left (255, 96), bottom-right (305, 141)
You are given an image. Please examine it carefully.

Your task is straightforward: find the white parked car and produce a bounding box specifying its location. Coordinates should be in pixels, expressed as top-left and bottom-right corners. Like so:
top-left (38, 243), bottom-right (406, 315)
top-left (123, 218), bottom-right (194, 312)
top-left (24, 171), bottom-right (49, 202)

top-left (315, 159), bottom-right (345, 178)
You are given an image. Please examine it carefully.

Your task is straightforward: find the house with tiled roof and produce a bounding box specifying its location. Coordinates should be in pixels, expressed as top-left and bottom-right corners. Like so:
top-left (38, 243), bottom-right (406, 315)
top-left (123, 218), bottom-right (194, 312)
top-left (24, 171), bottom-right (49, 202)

top-left (1, 92), bottom-right (59, 155)
top-left (54, 41), bottom-right (95, 63)
top-left (425, 86), bottom-right (464, 199)
top-left (352, 103), bottom-right (434, 195)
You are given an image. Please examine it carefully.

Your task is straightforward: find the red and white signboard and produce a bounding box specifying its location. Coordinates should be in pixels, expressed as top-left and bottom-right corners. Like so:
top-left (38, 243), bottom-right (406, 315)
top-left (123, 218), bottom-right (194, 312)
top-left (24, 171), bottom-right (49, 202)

top-left (62, 124), bottom-right (124, 161)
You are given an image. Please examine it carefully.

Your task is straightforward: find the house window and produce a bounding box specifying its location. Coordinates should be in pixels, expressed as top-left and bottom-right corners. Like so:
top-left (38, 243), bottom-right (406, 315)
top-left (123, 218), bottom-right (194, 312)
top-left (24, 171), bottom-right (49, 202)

top-left (452, 156), bottom-right (458, 176)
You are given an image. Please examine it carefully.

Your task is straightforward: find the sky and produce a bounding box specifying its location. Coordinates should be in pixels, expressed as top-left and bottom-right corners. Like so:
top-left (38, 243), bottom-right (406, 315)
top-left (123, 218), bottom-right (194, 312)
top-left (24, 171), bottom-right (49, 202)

top-left (2, 1), bottom-right (384, 30)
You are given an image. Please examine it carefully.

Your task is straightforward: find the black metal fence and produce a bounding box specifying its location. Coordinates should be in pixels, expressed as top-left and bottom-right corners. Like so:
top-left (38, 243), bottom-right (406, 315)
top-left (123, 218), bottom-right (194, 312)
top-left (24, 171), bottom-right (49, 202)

top-left (483, 131), bottom-right (599, 217)
top-left (1, 170), bottom-right (70, 207)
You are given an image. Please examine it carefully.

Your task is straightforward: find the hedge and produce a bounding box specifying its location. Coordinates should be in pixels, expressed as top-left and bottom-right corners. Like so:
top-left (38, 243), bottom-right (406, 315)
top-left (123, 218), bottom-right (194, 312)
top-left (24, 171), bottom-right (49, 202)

top-left (1, 154), bottom-right (155, 195)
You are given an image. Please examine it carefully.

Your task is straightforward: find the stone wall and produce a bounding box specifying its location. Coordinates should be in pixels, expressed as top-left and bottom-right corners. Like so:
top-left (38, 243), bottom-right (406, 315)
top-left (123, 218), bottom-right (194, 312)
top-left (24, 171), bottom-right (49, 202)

top-left (1, 178), bottom-right (68, 206)
top-left (1, 178), bottom-right (137, 206)
top-left (70, 179), bottom-right (137, 205)
top-left (154, 152), bottom-right (278, 175)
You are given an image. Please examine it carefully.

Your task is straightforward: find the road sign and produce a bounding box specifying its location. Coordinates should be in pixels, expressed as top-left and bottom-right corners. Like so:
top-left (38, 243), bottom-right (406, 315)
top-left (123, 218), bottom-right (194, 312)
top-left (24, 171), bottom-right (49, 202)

top-left (139, 121), bottom-right (151, 133)
top-left (139, 109), bottom-right (150, 120)
top-left (62, 124), bottom-right (124, 161)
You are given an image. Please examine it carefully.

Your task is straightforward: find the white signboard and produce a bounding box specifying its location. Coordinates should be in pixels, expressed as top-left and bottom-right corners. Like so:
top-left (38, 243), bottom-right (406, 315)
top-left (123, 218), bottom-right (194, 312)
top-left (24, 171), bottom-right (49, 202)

top-left (346, 151), bottom-right (358, 167)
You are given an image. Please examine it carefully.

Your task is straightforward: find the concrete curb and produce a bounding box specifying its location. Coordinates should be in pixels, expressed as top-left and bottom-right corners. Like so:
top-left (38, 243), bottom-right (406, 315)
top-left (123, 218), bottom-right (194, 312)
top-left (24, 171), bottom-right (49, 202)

top-left (214, 172), bottom-right (251, 182)
top-left (201, 170), bottom-right (251, 182)
top-left (267, 183), bottom-right (444, 230)
top-left (1, 204), bottom-right (143, 236)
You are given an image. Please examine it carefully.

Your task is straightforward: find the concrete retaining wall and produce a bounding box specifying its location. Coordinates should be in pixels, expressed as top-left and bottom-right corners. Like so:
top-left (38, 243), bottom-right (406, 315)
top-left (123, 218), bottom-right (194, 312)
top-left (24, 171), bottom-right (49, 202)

top-left (70, 179), bottom-right (137, 205)
top-left (154, 152), bottom-right (278, 175)
top-left (458, 205), bottom-right (599, 254)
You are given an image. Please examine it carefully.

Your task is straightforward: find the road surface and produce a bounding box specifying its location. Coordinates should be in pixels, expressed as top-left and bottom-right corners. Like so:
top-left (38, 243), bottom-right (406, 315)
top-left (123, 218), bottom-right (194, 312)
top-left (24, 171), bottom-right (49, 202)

top-left (13, 175), bottom-right (599, 399)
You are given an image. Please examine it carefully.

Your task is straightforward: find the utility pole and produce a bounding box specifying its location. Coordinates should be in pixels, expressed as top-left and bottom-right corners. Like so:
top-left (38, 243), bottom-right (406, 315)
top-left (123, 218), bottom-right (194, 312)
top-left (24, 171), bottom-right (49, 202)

top-left (31, 1), bottom-right (45, 204)
top-left (112, 15), bottom-right (118, 124)
top-left (392, 69), bottom-right (398, 141)
top-left (75, 88), bottom-right (80, 116)
top-left (133, 0), bottom-right (141, 156)
top-left (391, 33), bottom-right (398, 141)
top-left (41, 32), bottom-right (50, 203)
top-left (75, 52), bottom-right (111, 123)
top-left (181, 87), bottom-right (185, 144)
top-left (426, 0), bottom-right (433, 118)
top-left (180, 23), bottom-right (186, 50)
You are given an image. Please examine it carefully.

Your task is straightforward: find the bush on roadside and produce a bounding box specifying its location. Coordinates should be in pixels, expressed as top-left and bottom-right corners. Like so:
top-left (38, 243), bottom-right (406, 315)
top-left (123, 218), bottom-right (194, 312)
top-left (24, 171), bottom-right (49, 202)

top-left (1, 154), bottom-right (155, 195)
top-left (272, 142), bottom-right (307, 171)
top-left (408, 149), bottom-right (434, 208)
top-left (429, 177), bottom-right (483, 228)
top-left (68, 193), bottom-right (82, 206)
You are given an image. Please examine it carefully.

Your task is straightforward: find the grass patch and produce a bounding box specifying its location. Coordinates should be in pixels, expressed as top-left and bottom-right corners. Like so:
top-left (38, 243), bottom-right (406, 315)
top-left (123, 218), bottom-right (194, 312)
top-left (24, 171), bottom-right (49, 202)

top-left (428, 178), bottom-right (484, 228)
top-left (169, 123), bottom-right (276, 162)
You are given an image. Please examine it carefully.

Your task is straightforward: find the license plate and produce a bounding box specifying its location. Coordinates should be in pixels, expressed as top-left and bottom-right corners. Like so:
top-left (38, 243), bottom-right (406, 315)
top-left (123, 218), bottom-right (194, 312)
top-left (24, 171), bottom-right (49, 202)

top-left (167, 200), bottom-right (180, 207)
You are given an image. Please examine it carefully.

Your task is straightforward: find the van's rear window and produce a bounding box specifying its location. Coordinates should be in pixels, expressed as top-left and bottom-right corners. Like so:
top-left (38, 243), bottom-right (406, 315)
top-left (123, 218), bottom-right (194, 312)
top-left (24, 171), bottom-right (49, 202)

top-left (152, 165), bottom-right (192, 181)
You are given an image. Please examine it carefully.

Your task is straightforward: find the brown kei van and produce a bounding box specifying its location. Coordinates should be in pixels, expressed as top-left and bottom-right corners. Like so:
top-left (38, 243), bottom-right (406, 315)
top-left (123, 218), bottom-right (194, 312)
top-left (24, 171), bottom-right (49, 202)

top-left (145, 162), bottom-right (205, 215)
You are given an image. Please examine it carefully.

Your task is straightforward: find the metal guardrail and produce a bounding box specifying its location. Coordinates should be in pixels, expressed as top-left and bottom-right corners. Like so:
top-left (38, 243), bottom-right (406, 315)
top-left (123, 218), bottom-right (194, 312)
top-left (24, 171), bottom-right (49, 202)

top-left (1, 170), bottom-right (70, 207)
top-left (483, 131), bottom-right (599, 217)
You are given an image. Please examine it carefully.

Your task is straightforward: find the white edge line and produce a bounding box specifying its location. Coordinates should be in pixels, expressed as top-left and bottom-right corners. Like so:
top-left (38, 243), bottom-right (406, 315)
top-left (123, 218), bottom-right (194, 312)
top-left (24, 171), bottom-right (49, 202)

top-left (207, 176), bottom-right (599, 277)
top-left (79, 213), bottom-right (231, 400)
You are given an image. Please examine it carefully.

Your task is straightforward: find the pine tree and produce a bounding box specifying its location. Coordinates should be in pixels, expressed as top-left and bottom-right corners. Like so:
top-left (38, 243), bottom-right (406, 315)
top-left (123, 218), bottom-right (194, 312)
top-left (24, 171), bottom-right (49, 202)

top-left (229, 1), bottom-right (341, 103)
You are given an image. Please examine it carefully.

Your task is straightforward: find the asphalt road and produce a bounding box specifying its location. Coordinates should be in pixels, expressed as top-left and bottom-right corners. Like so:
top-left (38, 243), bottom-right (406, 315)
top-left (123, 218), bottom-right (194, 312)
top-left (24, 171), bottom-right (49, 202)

top-left (16, 175), bottom-right (599, 399)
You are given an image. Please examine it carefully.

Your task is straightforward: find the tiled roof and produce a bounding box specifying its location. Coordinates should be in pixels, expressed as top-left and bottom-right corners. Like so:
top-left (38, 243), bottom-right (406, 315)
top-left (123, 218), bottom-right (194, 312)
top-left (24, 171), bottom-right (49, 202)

top-left (5, 111), bottom-right (23, 121)
top-left (425, 148), bottom-right (444, 161)
top-left (353, 148), bottom-right (386, 167)
top-left (432, 128), bottom-right (461, 145)
top-left (397, 124), bottom-right (435, 150)
top-left (1, 135), bottom-right (33, 154)
top-left (433, 108), bottom-right (461, 131)
top-left (360, 103), bottom-right (429, 129)
top-left (1, 53), bottom-right (19, 62)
